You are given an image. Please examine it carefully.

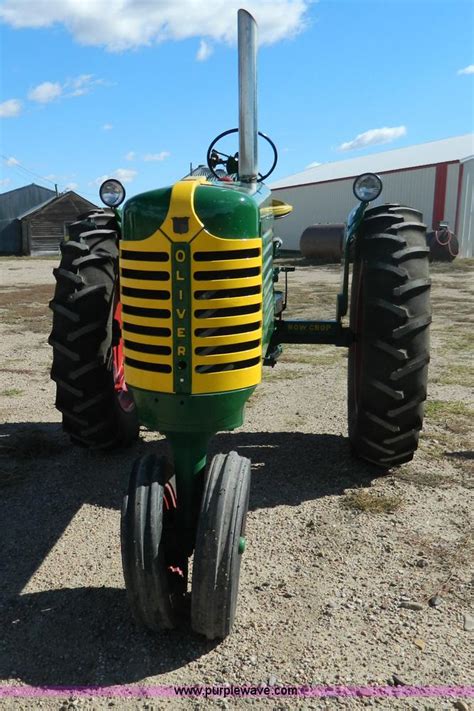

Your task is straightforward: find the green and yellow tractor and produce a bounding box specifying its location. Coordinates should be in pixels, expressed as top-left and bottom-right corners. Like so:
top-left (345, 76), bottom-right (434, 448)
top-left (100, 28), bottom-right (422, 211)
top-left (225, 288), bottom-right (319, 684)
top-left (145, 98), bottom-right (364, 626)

top-left (49, 10), bottom-right (431, 639)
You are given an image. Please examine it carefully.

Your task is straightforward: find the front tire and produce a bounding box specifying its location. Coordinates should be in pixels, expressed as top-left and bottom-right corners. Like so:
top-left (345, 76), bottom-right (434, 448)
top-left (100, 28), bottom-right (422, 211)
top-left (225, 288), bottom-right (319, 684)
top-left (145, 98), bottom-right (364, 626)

top-left (191, 451), bottom-right (251, 639)
top-left (121, 454), bottom-right (188, 631)
top-left (348, 204), bottom-right (431, 468)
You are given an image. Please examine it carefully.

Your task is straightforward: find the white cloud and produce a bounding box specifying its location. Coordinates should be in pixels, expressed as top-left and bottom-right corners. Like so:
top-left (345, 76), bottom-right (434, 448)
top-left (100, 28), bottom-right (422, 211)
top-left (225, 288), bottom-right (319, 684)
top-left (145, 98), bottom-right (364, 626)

top-left (27, 75), bottom-right (108, 105)
top-left (458, 64), bottom-right (474, 75)
top-left (0, 0), bottom-right (310, 51)
top-left (64, 181), bottom-right (79, 190)
top-left (338, 126), bottom-right (407, 152)
top-left (91, 174), bottom-right (109, 187)
top-left (196, 39), bottom-right (213, 61)
top-left (65, 73), bottom-right (108, 96)
top-left (0, 98), bottom-right (22, 117)
top-left (0, 178), bottom-right (11, 187)
top-left (143, 151), bottom-right (170, 162)
top-left (103, 123), bottom-right (113, 131)
top-left (5, 156), bottom-right (20, 166)
top-left (114, 168), bottom-right (137, 183)
top-left (125, 151), bottom-right (136, 161)
top-left (28, 81), bottom-right (62, 103)
top-left (306, 161), bottom-right (321, 169)
top-left (91, 168), bottom-right (137, 186)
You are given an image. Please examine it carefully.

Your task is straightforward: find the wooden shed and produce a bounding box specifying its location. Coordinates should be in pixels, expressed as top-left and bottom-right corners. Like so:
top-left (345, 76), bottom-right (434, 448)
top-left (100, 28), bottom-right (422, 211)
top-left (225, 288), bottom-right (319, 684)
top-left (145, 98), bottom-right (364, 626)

top-left (19, 191), bottom-right (97, 255)
top-left (0, 184), bottom-right (56, 254)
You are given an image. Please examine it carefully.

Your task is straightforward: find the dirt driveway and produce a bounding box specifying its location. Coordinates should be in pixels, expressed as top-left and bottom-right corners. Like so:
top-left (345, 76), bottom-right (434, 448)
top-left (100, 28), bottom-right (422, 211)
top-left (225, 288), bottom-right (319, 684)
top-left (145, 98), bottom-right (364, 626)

top-left (0, 256), bottom-right (472, 710)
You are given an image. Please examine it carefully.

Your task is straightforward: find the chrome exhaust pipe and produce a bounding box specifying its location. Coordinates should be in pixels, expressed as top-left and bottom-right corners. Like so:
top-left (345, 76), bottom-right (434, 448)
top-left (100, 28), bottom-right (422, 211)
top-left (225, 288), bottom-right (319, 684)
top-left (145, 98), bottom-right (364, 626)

top-left (238, 9), bottom-right (258, 183)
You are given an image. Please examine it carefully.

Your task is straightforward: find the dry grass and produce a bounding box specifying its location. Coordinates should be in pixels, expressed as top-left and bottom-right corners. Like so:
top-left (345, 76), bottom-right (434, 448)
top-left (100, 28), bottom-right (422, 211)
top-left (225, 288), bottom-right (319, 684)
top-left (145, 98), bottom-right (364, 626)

top-left (280, 351), bottom-right (344, 366)
top-left (0, 367), bottom-right (37, 376)
top-left (342, 489), bottom-right (403, 514)
top-left (406, 530), bottom-right (474, 570)
top-left (425, 400), bottom-right (473, 420)
top-left (0, 284), bottom-right (53, 333)
top-left (430, 364), bottom-right (474, 387)
top-left (1, 388), bottom-right (24, 397)
top-left (430, 258), bottom-right (474, 273)
top-left (0, 255), bottom-right (58, 261)
top-left (266, 367), bottom-right (306, 381)
top-left (285, 285), bottom-right (337, 317)
top-left (394, 465), bottom-right (452, 489)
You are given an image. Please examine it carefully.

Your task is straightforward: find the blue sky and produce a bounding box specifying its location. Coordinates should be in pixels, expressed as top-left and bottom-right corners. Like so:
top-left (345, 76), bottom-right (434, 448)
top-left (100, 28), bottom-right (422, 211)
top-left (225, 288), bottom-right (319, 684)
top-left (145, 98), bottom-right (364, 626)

top-left (1, 0), bottom-right (473, 202)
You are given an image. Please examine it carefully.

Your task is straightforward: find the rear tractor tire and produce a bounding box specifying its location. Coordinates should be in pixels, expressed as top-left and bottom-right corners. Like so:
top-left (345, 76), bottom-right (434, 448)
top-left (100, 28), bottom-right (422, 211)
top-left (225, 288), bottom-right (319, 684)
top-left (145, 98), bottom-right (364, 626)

top-left (348, 204), bottom-right (431, 468)
top-left (49, 209), bottom-right (139, 449)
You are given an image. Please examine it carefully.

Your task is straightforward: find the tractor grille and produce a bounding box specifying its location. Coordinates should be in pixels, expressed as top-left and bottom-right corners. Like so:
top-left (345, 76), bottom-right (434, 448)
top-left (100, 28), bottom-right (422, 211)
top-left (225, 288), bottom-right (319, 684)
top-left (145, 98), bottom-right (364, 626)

top-left (119, 231), bottom-right (263, 395)
top-left (191, 233), bottom-right (263, 394)
top-left (119, 239), bottom-right (173, 392)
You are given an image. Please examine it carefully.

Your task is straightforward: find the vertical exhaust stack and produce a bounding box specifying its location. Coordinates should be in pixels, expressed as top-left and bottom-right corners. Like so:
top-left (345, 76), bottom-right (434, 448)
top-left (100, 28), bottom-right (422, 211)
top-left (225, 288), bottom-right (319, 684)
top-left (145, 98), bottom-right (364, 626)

top-left (238, 9), bottom-right (258, 183)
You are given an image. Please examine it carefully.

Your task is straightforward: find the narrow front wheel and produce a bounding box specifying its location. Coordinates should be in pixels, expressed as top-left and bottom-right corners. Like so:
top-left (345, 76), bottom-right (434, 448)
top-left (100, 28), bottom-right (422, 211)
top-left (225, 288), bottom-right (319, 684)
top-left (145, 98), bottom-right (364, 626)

top-left (191, 451), bottom-right (251, 640)
top-left (121, 454), bottom-right (187, 631)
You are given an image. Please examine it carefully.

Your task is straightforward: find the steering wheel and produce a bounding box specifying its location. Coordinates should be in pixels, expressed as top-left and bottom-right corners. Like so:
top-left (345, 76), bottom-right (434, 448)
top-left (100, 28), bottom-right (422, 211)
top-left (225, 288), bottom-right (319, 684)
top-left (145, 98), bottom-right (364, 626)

top-left (206, 128), bottom-right (278, 182)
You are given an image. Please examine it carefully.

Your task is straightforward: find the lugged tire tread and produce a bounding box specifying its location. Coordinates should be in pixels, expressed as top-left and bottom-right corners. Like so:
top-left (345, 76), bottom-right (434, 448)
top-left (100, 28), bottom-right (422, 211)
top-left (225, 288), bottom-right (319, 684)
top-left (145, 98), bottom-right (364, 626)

top-left (392, 246), bottom-right (430, 261)
top-left (368, 379), bottom-right (404, 400)
top-left (348, 205), bottom-right (431, 469)
top-left (371, 340), bottom-right (408, 362)
top-left (67, 284), bottom-right (107, 304)
top-left (390, 354), bottom-right (430, 381)
top-left (393, 314), bottom-right (431, 339)
top-left (48, 338), bottom-right (81, 361)
top-left (48, 211), bottom-right (139, 449)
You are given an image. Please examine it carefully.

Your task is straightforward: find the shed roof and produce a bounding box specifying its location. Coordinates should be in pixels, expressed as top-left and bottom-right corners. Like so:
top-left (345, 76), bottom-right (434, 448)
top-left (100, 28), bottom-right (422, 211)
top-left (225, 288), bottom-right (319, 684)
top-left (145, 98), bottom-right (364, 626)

top-left (0, 183), bottom-right (56, 221)
top-left (17, 195), bottom-right (58, 219)
top-left (271, 134), bottom-right (474, 189)
top-left (18, 190), bottom-right (97, 220)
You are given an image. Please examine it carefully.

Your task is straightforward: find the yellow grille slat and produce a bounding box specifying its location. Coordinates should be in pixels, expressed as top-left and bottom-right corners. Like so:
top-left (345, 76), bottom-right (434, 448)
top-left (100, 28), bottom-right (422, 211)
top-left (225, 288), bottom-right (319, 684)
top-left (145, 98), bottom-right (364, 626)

top-left (193, 329), bottom-right (262, 347)
top-left (192, 311), bottom-right (262, 329)
top-left (192, 364), bottom-right (262, 394)
top-left (122, 314), bottom-right (171, 328)
top-left (194, 346), bottom-right (261, 366)
top-left (122, 295), bottom-right (172, 307)
top-left (123, 332), bottom-right (172, 347)
top-left (193, 294), bottom-right (261, 309)
top-left (121, 259), bottom-right (170, 271)
top-left (193, 256), bottom-right (261, 272)
top-left (191, 274), bottom-right (261, 290)
top-left (120, 277), bottom-right (171, 290)
top-left (120, 243), bottom-right (170, 252)
top-left (124, 351), bottom-right (173, 366)
top-left (124, 365), bottom-right (173, 393)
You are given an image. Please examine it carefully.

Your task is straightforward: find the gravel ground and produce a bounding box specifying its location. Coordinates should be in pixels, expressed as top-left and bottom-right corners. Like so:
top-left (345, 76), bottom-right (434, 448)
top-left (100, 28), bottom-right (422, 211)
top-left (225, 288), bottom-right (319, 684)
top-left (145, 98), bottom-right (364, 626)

top-left (0, 256), bottom-right (472, 711)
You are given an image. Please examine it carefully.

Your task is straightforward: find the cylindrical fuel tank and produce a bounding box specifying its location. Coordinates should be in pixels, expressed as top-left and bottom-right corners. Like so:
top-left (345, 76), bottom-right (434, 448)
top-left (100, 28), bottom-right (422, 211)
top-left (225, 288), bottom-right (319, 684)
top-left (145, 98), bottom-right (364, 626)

top-left (300, 224), bottom-right (345, 262)
top-left (426, 229), bottom-right (459, 262)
